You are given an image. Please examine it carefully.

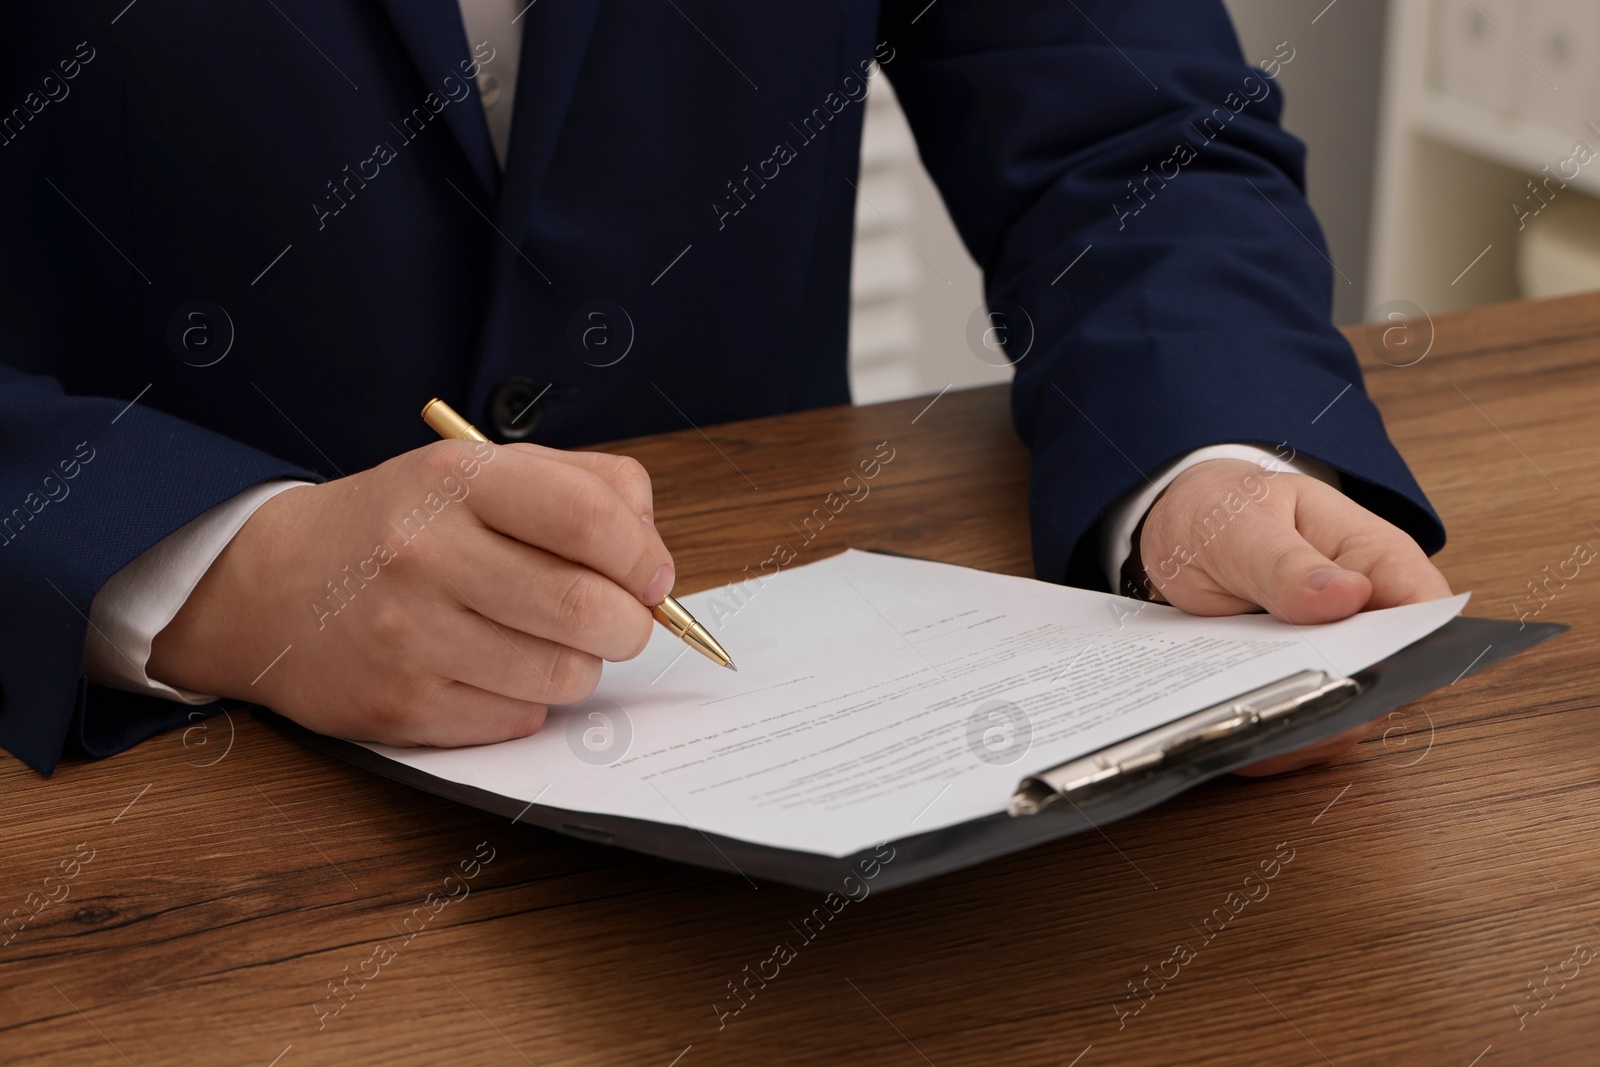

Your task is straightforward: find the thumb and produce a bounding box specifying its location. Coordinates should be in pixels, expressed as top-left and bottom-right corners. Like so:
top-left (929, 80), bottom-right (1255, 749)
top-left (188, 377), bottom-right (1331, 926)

top-left (1210, 523), bottom-right (1373, 625)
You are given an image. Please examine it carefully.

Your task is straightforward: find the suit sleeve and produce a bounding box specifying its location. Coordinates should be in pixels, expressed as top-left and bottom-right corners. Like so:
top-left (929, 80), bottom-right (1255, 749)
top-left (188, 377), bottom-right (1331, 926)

top-left (0, 365), bottom-right (319, 775)
top-left (877, 0), bottom-right (1445, 589)
top-left (85, 479), bottom-right (311, 702)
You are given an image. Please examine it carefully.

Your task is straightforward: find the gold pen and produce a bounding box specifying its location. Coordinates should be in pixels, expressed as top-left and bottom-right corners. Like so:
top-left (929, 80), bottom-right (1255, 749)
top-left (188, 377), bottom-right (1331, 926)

top-left (421, 398), bottom-right (738, 672)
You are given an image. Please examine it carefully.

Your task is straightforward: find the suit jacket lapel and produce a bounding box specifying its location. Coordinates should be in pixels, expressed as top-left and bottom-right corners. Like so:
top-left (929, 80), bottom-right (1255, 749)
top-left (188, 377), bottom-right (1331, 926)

top-left (376, 0), bottom-right (501, 196)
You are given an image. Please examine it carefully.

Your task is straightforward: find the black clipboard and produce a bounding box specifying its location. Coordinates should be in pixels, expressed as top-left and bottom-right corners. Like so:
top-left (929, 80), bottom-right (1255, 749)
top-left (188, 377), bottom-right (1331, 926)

top-left (257, 606), bottom-right (1566, 892)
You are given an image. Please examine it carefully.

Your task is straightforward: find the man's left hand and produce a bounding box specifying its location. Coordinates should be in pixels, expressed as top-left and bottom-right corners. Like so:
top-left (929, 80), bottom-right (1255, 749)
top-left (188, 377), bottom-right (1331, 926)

top-left (1134, 458), bottom-right (1452, 776)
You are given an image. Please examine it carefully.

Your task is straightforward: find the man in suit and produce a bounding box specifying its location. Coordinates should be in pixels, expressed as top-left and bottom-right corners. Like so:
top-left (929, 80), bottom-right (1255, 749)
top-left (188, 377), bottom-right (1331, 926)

top-left (0, 1), bottom-right (1448, 777)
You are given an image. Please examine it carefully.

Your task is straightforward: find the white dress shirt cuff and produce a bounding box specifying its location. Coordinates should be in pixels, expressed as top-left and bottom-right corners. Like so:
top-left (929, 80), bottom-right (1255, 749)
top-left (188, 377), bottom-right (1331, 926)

top-left (1101, 444), bottom-right (1340, 591)
top-left (84, 479), bottom-right (311, 704)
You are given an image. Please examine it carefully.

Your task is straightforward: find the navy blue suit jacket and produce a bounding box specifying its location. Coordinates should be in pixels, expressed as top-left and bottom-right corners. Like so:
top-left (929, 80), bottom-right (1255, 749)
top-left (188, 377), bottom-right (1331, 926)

top-left (0, 1), bottom-right (1444, 775)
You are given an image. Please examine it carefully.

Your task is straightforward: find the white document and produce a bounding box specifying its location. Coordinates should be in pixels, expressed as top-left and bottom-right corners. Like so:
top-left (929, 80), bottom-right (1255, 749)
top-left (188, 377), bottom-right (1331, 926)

top-left (364, 550), bottom-right (1468, 857)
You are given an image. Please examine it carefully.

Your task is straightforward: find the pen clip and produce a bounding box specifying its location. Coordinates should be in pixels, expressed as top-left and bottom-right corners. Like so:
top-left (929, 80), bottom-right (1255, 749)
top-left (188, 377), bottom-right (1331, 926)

top-left (1009, 669), bottom-right (1361, 816)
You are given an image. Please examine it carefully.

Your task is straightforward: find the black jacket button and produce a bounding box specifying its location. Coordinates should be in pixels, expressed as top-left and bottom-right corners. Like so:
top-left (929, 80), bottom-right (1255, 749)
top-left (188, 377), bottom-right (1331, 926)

top-left (486, 378), bottom-right (546, 439)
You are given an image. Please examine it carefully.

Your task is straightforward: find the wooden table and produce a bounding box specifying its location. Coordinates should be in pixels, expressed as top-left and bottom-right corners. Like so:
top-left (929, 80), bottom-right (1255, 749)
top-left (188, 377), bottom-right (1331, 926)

top-left (4, 292), bottom-right (1599, 1066)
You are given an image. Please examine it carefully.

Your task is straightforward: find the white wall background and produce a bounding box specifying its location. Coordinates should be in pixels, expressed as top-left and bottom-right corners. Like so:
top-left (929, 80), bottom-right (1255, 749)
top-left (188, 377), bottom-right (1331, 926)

top-left (847, 0), bottom-right (1390, 405)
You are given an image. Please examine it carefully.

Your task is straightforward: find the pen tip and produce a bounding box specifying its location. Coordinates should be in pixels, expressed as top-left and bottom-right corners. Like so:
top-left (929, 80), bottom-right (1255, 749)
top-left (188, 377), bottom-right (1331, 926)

top-left (725, 661), bottom-right (739, 672)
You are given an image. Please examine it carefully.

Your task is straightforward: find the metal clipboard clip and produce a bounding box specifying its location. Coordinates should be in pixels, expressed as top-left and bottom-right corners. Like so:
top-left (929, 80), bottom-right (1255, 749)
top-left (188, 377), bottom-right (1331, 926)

top-left (1009, 669), bottom-right (1362, 816)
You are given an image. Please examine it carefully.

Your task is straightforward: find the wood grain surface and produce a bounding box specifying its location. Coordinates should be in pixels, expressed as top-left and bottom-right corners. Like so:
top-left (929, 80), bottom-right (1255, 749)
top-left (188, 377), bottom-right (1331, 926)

top-left (4, 293), bottom-right (1600, 1066)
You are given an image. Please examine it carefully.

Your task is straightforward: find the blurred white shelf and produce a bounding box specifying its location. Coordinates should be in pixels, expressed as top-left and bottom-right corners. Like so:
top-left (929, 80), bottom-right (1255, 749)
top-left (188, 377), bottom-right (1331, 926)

top-left (851, 234), bottom-right (920, 303)
top-left (1411, 92), bottom-right (1600, 198)
top-left (846, 78), bottom-right (1001, 405)
top-left (1368, 0), bottom-right (1600, 318)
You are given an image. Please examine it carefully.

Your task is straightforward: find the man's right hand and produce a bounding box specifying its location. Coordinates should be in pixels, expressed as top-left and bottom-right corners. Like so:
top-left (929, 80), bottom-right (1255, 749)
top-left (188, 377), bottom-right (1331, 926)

top-left (147, 440), bottom-right (674, 747)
